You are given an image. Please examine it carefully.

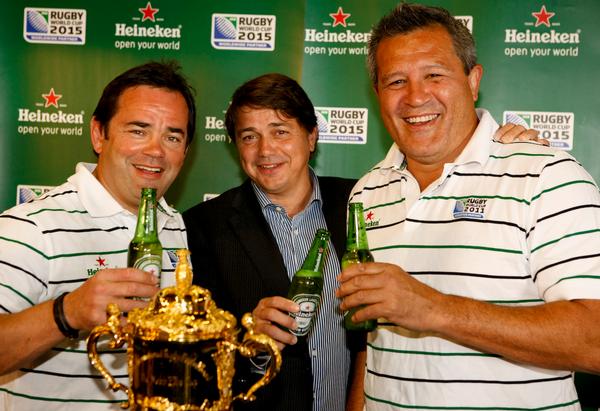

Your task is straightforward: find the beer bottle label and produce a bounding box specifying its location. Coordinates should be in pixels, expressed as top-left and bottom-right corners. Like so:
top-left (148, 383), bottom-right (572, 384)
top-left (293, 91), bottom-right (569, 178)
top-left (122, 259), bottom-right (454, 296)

top-left (133, 254), bottom-right (161, 278)
top-left (289, 294), bottom-right (321, 336)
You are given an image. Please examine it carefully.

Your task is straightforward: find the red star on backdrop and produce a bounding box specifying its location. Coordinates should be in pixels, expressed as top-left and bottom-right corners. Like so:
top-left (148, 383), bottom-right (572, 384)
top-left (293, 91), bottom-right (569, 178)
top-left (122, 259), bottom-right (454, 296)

top-left (366, 211), bottom-right (374, 221)
top-left (329, 7), bottom-right (351, 27)
top-left (96, 257), bottom-right (106, 267)
top-left (532, 5), bottom-right (555, 27)
top-left (139, 2), bottom-right (159, 22)
top-left (42, 88), bottom-right (62, 108)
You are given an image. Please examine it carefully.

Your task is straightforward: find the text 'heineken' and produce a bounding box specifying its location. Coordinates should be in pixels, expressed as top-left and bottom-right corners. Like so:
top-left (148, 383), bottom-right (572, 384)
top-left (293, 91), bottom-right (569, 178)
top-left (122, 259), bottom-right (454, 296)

top-left (342, 202), bottom-right (376, 331)
top-left (287, 229), bottom-right (330, 337)
top-left (128, 187), bottom-right (162, 281)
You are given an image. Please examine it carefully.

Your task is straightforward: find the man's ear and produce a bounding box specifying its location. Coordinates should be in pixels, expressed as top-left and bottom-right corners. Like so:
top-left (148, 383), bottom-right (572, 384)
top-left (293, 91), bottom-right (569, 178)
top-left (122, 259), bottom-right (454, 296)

top-left (468, 64), bottom-right (483, 102)
top-left (308, 126), bottom-right (318, 153)
top-left (90, 117), bottom-right (106, 154)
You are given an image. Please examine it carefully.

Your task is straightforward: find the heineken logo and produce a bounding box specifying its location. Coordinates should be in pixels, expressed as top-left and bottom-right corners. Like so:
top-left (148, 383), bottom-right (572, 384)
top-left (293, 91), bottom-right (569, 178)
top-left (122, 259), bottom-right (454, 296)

top-left (365, 210), bottom-right (380, 228)
top-left (289, 294), bottom-right (321, 336)
top-left (87, 256), bottom-right (112, 276)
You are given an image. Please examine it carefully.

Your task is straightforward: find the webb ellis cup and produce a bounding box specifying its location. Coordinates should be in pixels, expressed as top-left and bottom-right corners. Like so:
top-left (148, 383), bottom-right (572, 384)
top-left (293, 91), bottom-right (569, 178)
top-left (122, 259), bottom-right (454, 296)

top-left (87, 249), bottom-right (281, 411)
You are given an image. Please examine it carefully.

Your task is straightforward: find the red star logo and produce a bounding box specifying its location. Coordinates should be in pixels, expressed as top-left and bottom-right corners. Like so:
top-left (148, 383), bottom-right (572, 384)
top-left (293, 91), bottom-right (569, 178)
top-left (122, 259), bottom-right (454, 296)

top-left (532, 5), bottom-right (555, 27)
top-left (96, 257), bottom-right (106, 267)
top-left (366, 211), bottom-right (374, 221)
top-left (329, 7), bottom-right (351, 28)
top-left (139, 2), bottom-right (159, 22)
top-left (42, 88), bottom-right (62, 108)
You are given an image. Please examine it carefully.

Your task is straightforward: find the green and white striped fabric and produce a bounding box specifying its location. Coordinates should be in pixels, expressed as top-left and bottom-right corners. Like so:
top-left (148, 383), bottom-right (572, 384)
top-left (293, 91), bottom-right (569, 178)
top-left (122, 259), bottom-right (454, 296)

top-left (350, 110), bottom-right (600, 411)
top-left (0, 163), bottom-right (187, 410)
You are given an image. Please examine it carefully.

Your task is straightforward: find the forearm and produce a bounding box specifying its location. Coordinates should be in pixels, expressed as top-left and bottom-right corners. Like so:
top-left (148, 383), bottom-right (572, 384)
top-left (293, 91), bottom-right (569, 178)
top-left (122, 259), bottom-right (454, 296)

top-left (0, 300), bottom-right (66, 375)
top-left (431, 295), bottom-right (600, 373)
top-left (346, 349), bottom-right (366, 411)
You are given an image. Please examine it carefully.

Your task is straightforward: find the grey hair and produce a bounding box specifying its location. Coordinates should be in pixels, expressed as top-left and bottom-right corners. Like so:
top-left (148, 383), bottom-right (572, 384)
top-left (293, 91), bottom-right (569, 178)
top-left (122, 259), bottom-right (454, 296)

top-left (367, 2), bottom-right (477, 85)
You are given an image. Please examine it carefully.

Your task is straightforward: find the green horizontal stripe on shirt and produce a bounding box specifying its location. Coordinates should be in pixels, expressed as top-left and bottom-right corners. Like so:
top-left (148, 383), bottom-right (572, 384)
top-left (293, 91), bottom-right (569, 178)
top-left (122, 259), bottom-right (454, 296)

top-left (364, 393), bottom-right (579, 411)
top-left (26, 208), bottom-right (88, 217)
top-left (364, 198), bottom-right (406, 212)
top-left (489, 152), bottom-right (555, 160)
top-left (0, 387), bottom-right (123, 404)
top-left (550, 275), bottom-right (600, 288)
top-left (0, 283), bottom-right (34, 306)
top-left (531, 180), bottom-right (596, 202)
top-left (371, 244), bottom-right (522, 255)
top-left (531, 229), bottom-right (600, 253)
top-left (367, 342), bottom-right (498, 357)
top-left (421, 194), bottom-right (530, 205)
top-left (0, 236), bottom-right (126, 259)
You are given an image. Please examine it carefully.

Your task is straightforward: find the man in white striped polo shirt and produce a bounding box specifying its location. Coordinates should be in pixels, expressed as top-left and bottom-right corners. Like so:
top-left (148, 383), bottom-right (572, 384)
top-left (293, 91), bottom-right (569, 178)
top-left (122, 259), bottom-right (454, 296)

top-left (0, 61), bottom-right (195, 410)
top-left (337, 4), bottom-right (600, 411)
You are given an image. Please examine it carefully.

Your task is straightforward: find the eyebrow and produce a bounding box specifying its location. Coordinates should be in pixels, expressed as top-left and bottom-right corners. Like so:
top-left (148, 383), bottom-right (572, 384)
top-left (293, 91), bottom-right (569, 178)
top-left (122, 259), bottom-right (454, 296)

top-left (126, 121), bottom-right (184, 135)
top-left (237, 121), bottom-right (289, 134)
top-left (167, 126), bottom-right (185, 135)
top-left (380, 63), bottom-right (451, 83)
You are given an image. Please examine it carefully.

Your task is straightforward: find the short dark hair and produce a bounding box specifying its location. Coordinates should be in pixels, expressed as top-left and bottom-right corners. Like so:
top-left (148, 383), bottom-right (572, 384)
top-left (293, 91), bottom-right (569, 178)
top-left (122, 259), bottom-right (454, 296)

top-left (367, 2), bottom-right (477, 85)
top-left (225, 73), bottom-right (317, 141)
top-left (92, 60), bottom-right (196, 146)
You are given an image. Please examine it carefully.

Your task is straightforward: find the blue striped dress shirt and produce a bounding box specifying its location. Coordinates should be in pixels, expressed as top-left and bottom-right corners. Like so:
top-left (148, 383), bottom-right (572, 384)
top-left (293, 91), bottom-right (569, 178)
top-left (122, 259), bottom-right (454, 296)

top-left (251, 170), bottom-right (350, 411)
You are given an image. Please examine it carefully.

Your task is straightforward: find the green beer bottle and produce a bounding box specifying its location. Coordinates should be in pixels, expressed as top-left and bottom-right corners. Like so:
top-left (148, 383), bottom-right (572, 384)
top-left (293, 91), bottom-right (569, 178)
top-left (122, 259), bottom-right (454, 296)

top-left (287, 228), bottom-right (330, 337)
top-left (127, 187), bottom-right (162, 281)
top-left (342, 202), bottom-right (376, 331)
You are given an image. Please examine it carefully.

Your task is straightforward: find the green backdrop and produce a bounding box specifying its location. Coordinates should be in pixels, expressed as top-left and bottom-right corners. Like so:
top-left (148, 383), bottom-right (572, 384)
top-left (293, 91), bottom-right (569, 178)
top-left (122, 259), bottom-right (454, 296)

top-left (1, 0), bottom-right (598, 405)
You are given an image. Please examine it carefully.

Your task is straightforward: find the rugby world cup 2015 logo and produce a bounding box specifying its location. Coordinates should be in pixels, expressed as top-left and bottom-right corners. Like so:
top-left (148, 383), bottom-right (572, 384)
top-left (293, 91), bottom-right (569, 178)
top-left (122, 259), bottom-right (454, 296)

top-left (315, 107), bottom-right (368, 144)
top-left (24, 7), bottom-right (86, 45)
top-left (503, 111), bottom-right (574, 150)
top-left (211, 13), bottom-right (276, 51)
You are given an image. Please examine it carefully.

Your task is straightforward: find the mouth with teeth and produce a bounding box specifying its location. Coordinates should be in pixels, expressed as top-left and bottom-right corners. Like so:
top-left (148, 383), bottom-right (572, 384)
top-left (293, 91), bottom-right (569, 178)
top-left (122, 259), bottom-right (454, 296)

top-left (257, 163), bottom-right (282, 173)
top-left (404, 113), bottom-right (439, 125)
top-left (134, 164), bottom-right (163, 176)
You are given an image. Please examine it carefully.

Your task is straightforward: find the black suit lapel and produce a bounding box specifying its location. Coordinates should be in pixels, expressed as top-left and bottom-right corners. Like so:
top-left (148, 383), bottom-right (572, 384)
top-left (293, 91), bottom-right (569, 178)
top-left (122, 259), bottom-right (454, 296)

top-left (229, 181), bottom-right (290, 296)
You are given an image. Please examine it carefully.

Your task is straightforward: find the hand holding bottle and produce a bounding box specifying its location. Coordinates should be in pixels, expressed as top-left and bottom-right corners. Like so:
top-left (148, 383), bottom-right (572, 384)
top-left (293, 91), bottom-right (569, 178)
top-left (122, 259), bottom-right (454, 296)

top-left (251, 296), bottom-right (299, 351)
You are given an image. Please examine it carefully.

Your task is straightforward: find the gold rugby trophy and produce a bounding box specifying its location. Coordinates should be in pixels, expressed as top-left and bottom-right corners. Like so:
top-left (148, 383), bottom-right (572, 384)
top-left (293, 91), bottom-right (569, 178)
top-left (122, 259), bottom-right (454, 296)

top-left (87, 249), bottom-right (281, 411)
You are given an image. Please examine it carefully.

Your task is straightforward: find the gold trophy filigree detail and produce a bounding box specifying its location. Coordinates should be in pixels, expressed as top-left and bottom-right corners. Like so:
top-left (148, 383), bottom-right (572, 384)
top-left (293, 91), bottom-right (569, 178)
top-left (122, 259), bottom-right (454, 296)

top-left (87, 249), bottom-right (281, 411)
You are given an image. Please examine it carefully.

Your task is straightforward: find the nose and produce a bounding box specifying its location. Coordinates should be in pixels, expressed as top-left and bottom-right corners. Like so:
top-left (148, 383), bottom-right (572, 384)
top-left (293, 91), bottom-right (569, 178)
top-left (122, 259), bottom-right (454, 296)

top-left (257, 135), bottom-right (275, 156)
top-left (404, 80), bottom-right (430, 107)
top-left (143, 134), bottom-right (166, 158)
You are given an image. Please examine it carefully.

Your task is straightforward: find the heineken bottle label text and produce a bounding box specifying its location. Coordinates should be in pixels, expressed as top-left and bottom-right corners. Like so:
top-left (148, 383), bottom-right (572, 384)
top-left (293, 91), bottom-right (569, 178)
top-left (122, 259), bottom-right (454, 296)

top-left (289, 294), bottom-right (321, 336)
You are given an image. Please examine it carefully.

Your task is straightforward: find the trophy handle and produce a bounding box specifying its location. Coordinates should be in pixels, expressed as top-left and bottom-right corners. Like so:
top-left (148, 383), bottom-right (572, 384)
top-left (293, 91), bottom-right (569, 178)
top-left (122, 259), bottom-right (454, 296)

top-left (86, 303), bottom-right (134, 409)
top-left (232, 313), bottom-right (282, 403)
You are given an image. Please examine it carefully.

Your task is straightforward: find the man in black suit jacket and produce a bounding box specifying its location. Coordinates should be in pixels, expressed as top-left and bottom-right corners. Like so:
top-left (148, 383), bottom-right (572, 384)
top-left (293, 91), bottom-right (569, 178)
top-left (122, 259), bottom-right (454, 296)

top-left (183, 74), bottom-right (364, 411)
top-left (183, 73), bottom-right (541, 411)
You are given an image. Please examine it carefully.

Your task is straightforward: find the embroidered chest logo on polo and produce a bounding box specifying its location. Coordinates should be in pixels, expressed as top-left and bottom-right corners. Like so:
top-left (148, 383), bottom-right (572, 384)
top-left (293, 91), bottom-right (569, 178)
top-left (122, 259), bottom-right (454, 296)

top-left (453, 198), bottom-right (488, 219)
top-left (364, 209), bottom-right (380, 228)
top-left (87, 256), bottom-right (110, 276)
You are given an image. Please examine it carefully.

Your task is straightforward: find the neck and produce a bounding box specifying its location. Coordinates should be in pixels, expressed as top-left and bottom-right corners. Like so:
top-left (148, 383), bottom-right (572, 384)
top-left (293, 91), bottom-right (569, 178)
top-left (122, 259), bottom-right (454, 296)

top-left (407, 161), bottom-right (444, 192)
top-left (266, 172), bottom-right (313, 217)
top-left (408, 121), bottom-right (479, 192)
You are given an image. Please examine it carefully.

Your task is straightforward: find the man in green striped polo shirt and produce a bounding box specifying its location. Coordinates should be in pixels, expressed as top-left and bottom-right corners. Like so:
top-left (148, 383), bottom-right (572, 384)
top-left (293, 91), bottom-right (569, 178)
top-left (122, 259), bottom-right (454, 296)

top-left (0, 61), bottom-right (195, 410)
top-left (338, 3), bottom-right (600, 411)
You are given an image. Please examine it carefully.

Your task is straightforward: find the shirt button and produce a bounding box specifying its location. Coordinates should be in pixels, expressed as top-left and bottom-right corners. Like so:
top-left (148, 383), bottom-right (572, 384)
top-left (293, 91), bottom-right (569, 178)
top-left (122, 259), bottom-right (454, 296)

top-left (294, 229), bottom-right (299, 235)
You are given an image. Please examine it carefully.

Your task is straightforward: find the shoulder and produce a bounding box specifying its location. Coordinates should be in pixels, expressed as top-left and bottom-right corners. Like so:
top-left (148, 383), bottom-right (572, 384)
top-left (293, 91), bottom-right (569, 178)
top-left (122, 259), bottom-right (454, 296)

top-left (1, 180), bottom-right (78, 223)
top-left (183, 182), bottom-right (248, 223)
top-left (489, 141), bottom-right (595, 182)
